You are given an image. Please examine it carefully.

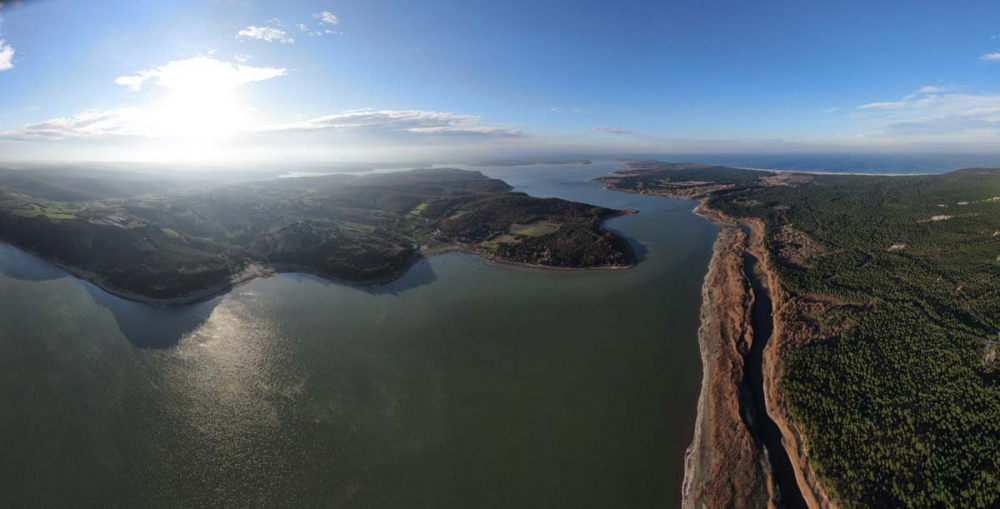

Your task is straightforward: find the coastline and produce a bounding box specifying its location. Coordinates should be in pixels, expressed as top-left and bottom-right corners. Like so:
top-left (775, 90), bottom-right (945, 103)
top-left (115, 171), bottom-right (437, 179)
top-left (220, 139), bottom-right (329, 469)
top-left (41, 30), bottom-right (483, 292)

top-left (591, 159), bottom-right (835, 508)
top-left (687, 201), bottom-right (836, 509)
top-left (0, 209), bottom-right (638, 307)
top-left (735, 166), bottom-right (925, 177)
top-left (682, 220), bottom-right (774, 509)
top-left (591, 163), bottom-right (892, 508)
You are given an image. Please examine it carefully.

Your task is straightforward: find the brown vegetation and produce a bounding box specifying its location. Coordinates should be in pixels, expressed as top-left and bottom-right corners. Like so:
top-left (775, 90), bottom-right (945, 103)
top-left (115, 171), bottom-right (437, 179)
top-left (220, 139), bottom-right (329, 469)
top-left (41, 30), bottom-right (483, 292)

top-left (683, 226), bottom-right (773, 509)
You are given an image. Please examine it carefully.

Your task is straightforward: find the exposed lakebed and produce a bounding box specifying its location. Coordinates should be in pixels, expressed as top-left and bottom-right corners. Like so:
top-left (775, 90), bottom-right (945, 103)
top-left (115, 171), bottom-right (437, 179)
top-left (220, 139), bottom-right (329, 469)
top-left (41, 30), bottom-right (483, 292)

top-left (0, 162), bottom-right (718, 508)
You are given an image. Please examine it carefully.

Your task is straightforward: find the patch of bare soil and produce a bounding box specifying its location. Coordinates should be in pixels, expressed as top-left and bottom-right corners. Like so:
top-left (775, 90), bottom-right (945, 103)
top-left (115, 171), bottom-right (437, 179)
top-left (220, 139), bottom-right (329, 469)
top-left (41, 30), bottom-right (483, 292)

top-left (761, 174), bottom-right (813, 187)
top-left (918, 215), bottom-right (953, 223)
top-left (773, 224), bottom-right (831, 268)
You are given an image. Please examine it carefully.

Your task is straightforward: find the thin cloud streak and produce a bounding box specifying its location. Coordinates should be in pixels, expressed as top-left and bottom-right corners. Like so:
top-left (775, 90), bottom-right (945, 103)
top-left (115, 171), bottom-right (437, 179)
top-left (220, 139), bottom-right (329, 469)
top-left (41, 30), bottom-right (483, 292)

top-left (237, 26), bottom-right (295, 44)
top-left (596, 126), bottom-right (634, 135)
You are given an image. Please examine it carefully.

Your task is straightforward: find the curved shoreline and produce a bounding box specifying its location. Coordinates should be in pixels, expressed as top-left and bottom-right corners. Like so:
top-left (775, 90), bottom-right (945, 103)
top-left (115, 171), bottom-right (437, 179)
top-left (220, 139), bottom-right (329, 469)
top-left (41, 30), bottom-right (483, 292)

top-left (592, 163), bottom-right (847, 508)
top-left (1, 214), bottom-right (638, 307)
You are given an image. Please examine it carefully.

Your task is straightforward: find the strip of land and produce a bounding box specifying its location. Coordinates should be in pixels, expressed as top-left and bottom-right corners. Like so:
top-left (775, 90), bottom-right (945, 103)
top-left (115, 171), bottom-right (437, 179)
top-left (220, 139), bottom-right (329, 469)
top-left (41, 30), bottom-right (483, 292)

top-left (596, 160), bottom-right (1000, 509)
top-left (0, 167), bottom-right (635, 305)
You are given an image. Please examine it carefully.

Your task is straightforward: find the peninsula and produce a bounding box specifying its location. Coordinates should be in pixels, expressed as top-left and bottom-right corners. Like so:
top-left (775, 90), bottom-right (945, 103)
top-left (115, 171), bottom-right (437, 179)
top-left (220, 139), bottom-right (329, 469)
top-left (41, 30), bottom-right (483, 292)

top-left (0, 167), bottom-right (634, 305)
top-left (595, 161), bottom-right (1000, 508)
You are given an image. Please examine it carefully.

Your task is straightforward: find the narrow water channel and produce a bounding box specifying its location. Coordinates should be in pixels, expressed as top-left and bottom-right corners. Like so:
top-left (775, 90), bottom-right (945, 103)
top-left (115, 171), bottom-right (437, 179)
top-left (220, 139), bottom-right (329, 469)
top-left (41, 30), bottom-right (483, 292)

top-left (742, 251), bottom-right (808, 509)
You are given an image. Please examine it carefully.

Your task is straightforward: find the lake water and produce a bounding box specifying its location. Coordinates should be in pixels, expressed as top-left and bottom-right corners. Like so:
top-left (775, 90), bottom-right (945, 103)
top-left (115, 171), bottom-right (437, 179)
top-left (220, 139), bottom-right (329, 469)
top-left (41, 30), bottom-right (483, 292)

top-left (0, 162), bottom-right (719, 508)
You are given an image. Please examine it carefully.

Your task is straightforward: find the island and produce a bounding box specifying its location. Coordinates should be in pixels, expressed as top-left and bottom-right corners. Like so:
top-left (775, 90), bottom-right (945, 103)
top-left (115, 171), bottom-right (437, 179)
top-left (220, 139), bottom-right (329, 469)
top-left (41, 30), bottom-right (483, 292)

top-left (0, 167), bottom-right (634, 305)
top-left (594, 162), bottom-right (1000, 509)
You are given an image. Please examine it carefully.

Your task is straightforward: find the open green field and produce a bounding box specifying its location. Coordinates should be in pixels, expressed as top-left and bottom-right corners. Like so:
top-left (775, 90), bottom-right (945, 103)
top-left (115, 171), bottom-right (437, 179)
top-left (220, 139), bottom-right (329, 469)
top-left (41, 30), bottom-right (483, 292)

top-left (508, 220), bottom-right (560, 237)
top-left (11, 204), bottom-right (78, 220)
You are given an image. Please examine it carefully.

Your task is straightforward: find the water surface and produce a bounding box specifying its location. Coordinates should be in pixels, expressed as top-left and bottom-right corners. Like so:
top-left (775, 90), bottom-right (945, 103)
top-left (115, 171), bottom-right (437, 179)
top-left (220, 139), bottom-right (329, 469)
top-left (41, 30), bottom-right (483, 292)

top-left (0, 162), bottom-right (718, 508)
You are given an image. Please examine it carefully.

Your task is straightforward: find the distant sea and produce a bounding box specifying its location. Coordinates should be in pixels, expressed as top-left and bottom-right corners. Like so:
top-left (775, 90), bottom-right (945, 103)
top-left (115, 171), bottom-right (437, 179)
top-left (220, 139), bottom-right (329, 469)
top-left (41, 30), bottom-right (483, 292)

top-left (628, 153), bottom-right (1000, 175)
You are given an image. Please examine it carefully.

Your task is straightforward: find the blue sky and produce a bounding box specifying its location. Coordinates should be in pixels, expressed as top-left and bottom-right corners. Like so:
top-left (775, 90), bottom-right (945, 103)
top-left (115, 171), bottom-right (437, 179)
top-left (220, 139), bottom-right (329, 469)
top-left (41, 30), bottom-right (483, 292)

top-left (1, 0), bottom-right (1000, 164)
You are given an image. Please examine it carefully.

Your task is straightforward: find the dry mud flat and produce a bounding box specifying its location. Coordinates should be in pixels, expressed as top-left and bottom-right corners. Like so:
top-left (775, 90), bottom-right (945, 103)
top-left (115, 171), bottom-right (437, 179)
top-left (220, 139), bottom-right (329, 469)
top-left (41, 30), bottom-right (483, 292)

top-left (682, 200), bottom-right (838, 509)
top-left (682, 224), bottom-right (772, 509)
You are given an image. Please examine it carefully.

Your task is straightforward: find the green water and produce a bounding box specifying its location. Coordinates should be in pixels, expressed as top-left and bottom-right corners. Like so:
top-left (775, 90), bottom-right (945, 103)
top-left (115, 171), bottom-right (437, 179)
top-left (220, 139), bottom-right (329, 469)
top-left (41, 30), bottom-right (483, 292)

top-left (0, 163), bottom-right (719, 508)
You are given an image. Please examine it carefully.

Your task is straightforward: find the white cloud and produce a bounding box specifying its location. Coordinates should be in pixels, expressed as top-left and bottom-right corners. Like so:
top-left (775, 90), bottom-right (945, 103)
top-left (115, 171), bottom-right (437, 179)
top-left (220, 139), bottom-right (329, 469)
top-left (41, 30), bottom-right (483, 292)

top-left (858, 101), bottom-right (910, 110)
top-left (917, 86), bottom-right (949, 94)
top-left (296, 18), bottom-right (342, 37)
top-left (980, 53), bottom-right (1000, 62)
top-left (238, 26), bottom-right (295, 44)
top-left (596, 126), bottom-right (634, 135)
top-left (857, 86), bottom-right (954, 110)
top-left (0, 40), bottom-right (13, 71)
top-left (1, 107), bottom-right (520, 147)
top-left (314, 11), bottom-right (340, 25)
top-left (260, 109), bottom-right (521, 137)
top-left (822, 107), bottom-right (841, 113)
top-left (854, 87), bottom-right (1000, 141)
top-left (0, 108), bottom-right (144, 140)
top-left (0, 6), bottom-right (12, 72)
top-left (0, 56), bottom-right (290, 145)
top-left (114, 56), bottom-right (286, 92)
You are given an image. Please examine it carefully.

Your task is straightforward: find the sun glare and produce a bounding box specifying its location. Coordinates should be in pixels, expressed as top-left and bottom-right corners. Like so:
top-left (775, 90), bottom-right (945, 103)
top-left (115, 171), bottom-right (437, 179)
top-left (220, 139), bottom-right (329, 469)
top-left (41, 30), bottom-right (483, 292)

top-left (114, 56), bottom-right (285, 147)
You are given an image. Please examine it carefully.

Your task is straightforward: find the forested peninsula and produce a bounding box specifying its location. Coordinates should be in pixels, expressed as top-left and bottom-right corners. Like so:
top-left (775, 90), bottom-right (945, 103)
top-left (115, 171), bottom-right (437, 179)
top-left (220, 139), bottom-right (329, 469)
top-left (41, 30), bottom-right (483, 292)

top-left (0, 167), bottom-right (634, 305)
top-left (595, 161), bottom-right (1000, 509)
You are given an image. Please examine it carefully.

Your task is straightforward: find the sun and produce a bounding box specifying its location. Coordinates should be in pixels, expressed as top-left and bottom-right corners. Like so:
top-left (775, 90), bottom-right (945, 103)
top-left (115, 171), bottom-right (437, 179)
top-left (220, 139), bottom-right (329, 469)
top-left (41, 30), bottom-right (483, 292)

top-left (115, 56), bottom-right (286, 144)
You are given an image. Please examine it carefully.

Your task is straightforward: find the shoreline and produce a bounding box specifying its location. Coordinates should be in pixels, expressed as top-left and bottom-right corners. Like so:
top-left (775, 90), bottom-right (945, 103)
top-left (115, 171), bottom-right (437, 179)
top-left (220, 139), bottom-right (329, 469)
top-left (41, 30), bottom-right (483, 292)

top-left (734, 166), bottom-right (926, 177)
top-left (1, 210), bottom-right (638, 307)
top-left (679, 204), bottom-right (777, 508)
top-left (689, 200), bottom-right (835, 509)
top-left (588, 160), bottom-right (832, 509)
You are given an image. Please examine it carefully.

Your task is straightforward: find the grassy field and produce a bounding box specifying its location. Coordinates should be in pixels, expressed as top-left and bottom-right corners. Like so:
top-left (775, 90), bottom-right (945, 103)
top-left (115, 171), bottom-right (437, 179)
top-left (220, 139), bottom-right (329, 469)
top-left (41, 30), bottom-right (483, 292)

top-left (508, 220), bottom-right (560, 237)
top-left (11, 204), bottom-right (78, 220)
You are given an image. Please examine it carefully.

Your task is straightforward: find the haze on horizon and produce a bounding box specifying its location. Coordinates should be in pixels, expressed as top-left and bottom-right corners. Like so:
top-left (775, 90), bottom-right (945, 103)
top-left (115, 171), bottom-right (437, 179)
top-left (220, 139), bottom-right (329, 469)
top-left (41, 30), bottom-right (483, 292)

top-left (2, 0), bottom-right (1000, 166)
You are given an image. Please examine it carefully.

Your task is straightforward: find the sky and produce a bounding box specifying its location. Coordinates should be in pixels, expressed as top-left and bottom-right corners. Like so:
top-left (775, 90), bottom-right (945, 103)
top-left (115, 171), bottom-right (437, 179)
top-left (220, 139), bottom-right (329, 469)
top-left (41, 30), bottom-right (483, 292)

top-left (1, 0), bottom-right (1000, 165)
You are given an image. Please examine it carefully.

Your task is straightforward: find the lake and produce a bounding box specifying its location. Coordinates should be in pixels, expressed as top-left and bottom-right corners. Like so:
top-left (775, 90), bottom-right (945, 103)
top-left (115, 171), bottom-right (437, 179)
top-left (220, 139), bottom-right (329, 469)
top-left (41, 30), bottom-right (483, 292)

top-left (0, 162), bottom-right (719, 508)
